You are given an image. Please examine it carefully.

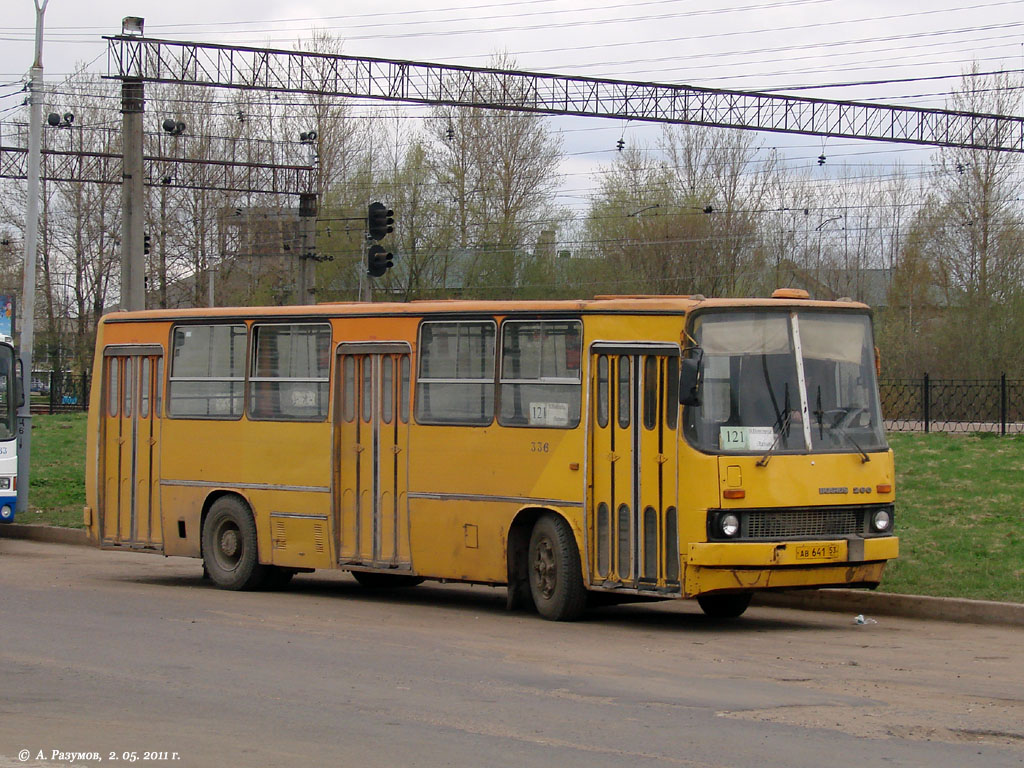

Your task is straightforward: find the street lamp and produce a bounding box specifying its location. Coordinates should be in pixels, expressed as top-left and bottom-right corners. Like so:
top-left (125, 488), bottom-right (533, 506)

top-left (122, 16), bottom-right (144, 35)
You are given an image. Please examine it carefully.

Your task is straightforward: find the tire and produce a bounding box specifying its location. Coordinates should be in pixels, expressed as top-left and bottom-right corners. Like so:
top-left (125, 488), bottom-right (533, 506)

top-left (696, 592), bottom-right (752, 619)
top-left (201, 496), bottom-right (268, 591)
top-left (528, 514), bottom-right (586, 621)
top-left (351, 571), bottom-right (425, 589)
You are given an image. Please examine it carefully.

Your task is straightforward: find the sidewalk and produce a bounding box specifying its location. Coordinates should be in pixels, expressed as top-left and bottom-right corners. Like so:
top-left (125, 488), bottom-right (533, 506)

top-left (3, 523), bottom-right (1023, 627)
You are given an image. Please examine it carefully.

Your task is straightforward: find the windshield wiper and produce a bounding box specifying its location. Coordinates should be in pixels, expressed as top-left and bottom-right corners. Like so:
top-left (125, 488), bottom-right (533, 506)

top-left (757, 408), bottom-right (792, 467)
top-left (830, 422), bottom-right (871, 462)
top-left (822, 405), bottom-right (871, 463)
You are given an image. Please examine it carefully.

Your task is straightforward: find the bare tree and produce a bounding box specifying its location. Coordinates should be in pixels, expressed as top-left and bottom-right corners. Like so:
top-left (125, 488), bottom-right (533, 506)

top-left (427, 55), bottom-right (563, 297)
top-left (908, 69), bottom-right (1024, 376)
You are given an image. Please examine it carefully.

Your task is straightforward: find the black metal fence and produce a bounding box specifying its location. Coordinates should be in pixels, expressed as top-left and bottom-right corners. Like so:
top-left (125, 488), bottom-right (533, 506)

top-left (881, 375), bottom-right (1024, 434)
top-left (30, 371), bottom-right (90, 414)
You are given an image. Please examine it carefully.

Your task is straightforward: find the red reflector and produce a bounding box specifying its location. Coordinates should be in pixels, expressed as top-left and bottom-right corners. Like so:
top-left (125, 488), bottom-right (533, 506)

top-left (876, 484), bottom-right (892, 494)
top-left (723, 489), bottom-right (745, 499)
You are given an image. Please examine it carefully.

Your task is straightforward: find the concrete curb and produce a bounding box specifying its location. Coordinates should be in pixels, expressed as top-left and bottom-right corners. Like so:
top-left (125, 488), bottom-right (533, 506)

top-left (753, 589), bottom-right (1024, 627)
top-left (3, 524), bottom-right (1022, 627)
top-left (0, 523), bottom-right (88, 546)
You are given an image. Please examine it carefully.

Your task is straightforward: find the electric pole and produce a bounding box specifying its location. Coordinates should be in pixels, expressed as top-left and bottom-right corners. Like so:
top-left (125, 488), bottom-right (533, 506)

top-left (16, 0), bottom-right (49, 517)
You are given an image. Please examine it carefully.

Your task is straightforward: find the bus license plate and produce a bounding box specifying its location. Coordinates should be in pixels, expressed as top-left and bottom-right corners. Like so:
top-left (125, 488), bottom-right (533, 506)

top-left (794, 543), bottom-right (842, 561)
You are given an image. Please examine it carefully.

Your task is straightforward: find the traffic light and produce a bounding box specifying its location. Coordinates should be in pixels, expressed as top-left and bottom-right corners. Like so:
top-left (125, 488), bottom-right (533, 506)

top-left (143, 233), bottom-right (151, 255)
top-left (367, 243), bottom-right (393, 278)
top-left (367, 202), bottom-right (394, 241)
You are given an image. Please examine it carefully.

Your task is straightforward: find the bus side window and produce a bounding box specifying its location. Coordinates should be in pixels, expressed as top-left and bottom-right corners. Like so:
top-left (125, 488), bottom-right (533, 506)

top-left (415, 320), bottom-right (495, 425)
top-left (498, 319), bottom-right (582, 429)
top-left (168, 324), bottom-right (246, 419)
top-left (249, 323), bottom-right (331, 421)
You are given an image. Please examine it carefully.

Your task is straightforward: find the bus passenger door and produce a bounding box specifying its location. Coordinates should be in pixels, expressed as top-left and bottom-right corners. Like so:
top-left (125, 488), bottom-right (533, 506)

top-left (100, 346), bottom-right (164, 549)
top-left (589, 346), bottom-right (680, 592)
top-left (335, 344), bottom-right (412, 571)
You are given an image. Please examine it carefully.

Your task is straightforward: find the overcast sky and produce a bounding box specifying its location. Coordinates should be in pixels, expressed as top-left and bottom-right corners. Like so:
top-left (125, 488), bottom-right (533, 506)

top-left (3, 0), bottom-right (1023, 207)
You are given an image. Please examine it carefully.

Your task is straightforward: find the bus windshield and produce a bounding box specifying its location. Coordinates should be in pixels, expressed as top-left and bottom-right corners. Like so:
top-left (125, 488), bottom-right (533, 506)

top-left (683, 309), bottom-right (887, 456)
top-left (0, 343), bottom-right (14, 440)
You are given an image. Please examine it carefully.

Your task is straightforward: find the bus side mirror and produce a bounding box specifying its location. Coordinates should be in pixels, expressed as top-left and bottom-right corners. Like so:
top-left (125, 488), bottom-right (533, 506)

top-left (679, 349), bottom-right (702, 407)
top-left (15, 359), bottom-right (24, 408)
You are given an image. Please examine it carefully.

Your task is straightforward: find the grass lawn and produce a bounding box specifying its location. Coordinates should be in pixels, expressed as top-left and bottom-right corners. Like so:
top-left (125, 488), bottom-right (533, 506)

top-left (22, 412), bottom-right (88, 529)
top-left (882, 432), bottom-right (1024, 603)
top-left (11, 415), bottom-right (1024, 603)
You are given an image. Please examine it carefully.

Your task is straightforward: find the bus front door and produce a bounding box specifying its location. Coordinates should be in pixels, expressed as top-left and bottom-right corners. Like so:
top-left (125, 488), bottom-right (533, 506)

top-left (100, 345), bottom-right (164, 550)
top-left (589, 347), bottom-right (681, 592)
top-left (335, 345), bottom-right (412, 571)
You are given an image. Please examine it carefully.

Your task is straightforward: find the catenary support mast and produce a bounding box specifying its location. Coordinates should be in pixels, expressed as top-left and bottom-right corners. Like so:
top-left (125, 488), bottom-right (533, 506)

top-left (105, 36), bottom-right (1024, 154)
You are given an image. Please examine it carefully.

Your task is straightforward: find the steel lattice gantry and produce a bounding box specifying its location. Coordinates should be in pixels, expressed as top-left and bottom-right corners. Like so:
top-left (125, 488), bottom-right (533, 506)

top-left (105, 35), bottom-right (1024, 153)
top-left (0, 122), bottom-right (314, 194)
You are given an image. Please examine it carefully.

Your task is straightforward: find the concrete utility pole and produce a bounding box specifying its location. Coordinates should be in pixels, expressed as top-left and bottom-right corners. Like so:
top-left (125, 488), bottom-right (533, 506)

top-left (120, 77), bottom-right (146, 311)
top-left (15, 0), bottom-right (49, 517)
top-left (297, 192), bottom-right (318, 305)
top-left (119, 17), bottom-right (147, 311)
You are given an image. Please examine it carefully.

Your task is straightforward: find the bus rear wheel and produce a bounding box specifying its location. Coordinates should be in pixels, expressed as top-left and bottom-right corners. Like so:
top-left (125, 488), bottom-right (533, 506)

top-left (696, 592), bottom-right (752, 619)
top-left (202, 496), bottom-right (268, 591)
top-left (528, 514), bottom-right (586, 621)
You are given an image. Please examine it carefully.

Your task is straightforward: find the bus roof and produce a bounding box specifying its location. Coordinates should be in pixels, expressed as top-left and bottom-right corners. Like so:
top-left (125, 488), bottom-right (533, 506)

top-left (101, 294), bottom-right (871, 324)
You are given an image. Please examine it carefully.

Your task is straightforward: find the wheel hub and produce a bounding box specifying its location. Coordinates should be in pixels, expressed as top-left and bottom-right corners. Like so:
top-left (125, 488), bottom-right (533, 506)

top-left (219, 528), bottom-right (240, 558)
top-left (533, 538), bottom-right (557, 599)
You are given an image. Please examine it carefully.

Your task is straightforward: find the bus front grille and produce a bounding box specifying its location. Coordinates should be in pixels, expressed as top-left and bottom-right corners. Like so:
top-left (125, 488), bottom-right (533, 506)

top-left (747, 508), bottom-right (861, 539)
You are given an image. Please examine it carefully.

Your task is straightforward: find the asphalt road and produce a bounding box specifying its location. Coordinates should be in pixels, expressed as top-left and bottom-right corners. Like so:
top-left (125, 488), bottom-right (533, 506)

top-left (1, 539), bottom-right (1022, 768)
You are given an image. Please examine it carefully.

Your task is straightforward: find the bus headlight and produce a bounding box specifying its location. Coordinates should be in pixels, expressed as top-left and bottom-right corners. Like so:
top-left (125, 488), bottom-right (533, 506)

top-left (870, 508), bottom-right (892, 533)
top-left (718, 512), bottom-right (741, 538)
top-left (0, 477), bottom-right (10, 490)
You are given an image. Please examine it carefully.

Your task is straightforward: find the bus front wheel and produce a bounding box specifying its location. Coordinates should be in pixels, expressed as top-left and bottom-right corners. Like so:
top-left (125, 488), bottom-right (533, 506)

top-left (696, 592), bottom-right (752, 619)
top-left (528, 514), bottom-right (586, 621)
top-left (202, 496), bottom-right (268, 591)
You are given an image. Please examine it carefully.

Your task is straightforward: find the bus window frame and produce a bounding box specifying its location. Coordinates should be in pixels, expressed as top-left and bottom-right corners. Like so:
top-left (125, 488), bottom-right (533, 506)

top-left (497, 318), bottom-right (583, 430)
top-left (166, 322), bottom-right (248, 420)
top-left (414, 319), bottom-right (497, 427)
top-left (247, 321), bottom-right (332, 423)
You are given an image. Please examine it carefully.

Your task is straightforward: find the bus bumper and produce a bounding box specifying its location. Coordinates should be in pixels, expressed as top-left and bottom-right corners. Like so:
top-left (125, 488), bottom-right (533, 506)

top-left (683, 536), bottom-right (899, 596)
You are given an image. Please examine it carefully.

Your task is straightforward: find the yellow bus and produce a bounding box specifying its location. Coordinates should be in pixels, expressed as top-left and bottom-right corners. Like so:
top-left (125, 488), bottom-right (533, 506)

top-left (84, 291), bottom-right (898, 620)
